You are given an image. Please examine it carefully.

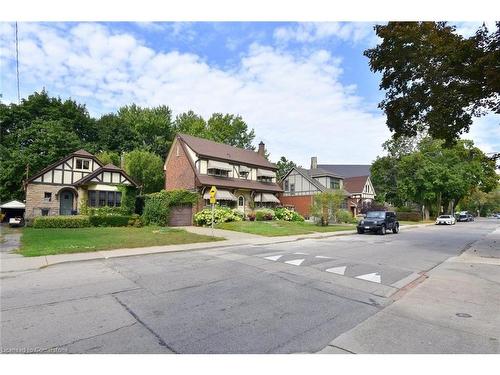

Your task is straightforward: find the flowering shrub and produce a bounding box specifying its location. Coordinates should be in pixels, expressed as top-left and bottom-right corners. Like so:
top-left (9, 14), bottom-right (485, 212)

top-left (255, 208), bottom-right (276, 221)
top-left (194, 207), bottom-right (243, 226)
top-left (335, 209), bottom-right (357, 224)
top-left (274, 207), bottom-right (305, 222)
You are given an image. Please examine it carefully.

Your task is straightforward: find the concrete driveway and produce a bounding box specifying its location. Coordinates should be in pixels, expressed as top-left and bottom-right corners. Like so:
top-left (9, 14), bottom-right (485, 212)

top-left (1, 219), bottom-right (498, 353)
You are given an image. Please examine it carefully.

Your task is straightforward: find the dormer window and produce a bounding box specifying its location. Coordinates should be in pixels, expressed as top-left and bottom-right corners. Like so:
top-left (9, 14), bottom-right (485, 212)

top-left (330, 178), bottom-right (340, 190)
top-left (207, 160), bottom-right (232, 178)
top-left (75, 158), bottom-right (90, 170)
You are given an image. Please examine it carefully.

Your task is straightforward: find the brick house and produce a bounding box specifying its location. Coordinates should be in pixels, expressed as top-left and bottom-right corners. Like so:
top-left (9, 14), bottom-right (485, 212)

top-left (25, 149), bottom-right (137, 221)
top-left (279, 157), bottom-right (376, 218)
top-left (164, 133), bottom-right (283, 224)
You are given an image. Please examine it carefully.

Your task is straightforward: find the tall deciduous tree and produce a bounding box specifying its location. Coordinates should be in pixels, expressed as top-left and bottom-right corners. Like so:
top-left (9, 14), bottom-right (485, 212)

top-left (310, 191), bottom-right (345, 226)
top-left (124, 150), bottom-right (164, 194)
top-left (364, 22), bottom-right (500, 144)
top-left (118, 104), bottom-right (174, 157)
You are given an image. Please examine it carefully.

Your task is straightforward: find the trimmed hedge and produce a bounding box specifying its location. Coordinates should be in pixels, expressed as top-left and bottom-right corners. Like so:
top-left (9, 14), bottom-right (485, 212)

top-left (255, 208), bottom-right (276, 221)
top-left (32, 215), bottom-right (91, 228)
top-left (396, 211), bottom-right (422, 221)
top-left (89, 215), bottom-right (131, 227)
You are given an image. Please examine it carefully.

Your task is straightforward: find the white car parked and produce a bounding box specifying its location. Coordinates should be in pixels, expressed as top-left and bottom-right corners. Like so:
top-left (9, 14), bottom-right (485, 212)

top-left (435, 215), bottom-right (456, 225)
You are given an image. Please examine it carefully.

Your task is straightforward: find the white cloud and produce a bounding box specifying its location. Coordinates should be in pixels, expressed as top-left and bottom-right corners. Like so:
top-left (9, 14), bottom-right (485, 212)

top-left (273, 22), bottom-right (377, 44)
top-left (0, 22), bottom-right (414, 166)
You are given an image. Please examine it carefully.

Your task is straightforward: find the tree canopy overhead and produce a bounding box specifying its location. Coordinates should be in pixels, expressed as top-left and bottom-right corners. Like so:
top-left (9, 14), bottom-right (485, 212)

top-left (364, 22), bottom-right (500, 144)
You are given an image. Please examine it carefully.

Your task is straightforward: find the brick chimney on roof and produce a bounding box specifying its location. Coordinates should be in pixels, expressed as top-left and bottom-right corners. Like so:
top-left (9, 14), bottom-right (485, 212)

top-left (311, 156), bottom-right (317, 169)
top-left (257, 141), bottom-right (265, 157)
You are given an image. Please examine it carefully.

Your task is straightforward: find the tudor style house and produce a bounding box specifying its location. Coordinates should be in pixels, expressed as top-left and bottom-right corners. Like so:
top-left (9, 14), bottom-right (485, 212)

top-left (279, 157), bottom-right (375, 218)
top-left (164, 133), bottom-right (282, 224)
top-left (25, 149), bottom-right (137, 220)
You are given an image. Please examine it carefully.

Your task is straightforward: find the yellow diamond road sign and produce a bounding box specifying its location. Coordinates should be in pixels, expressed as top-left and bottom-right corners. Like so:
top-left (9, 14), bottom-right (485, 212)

top-left (209, 186), bottom-right (217, 197)
top-left (210, 197), bottom-right (216, 204)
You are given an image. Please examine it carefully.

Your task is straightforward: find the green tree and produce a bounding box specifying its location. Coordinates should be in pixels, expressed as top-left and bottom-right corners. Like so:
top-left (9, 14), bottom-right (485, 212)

top-left (364, 22), bottom-right (500, 144)
top-left (118, 104), bottom-right (174, 157)
top-left (173, 110), bottom-right (207, 135)
top-left (310, 191), bottom-right (345, 226)
top-left (124, 150), bottom-right (164, 194)
top-left (205, 113), bottom-right (256, 149)
top-left (95, 114), bottom-right (138, 153)
top-left (96, 150), bottom-right (121, 167)
top-left (0, 120), bottom-right (82, 201)
top-left (276, 156), bottom-right (297, 180)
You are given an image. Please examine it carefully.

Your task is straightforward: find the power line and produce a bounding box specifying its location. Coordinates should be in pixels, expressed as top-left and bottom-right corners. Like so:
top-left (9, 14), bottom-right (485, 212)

top-left (15, 21), bottom-right (20, 104)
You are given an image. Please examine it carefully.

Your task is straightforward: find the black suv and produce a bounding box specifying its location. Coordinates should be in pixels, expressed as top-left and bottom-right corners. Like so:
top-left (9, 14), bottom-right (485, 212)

top-left (357, 211), bottom-right (399, 235)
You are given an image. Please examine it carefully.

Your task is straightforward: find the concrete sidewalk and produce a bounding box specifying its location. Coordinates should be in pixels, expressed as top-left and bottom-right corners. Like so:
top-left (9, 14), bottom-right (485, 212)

top-left (318, 227), bottom-right (500, 354)
top-left (0, 223), bottom-right (431, 274)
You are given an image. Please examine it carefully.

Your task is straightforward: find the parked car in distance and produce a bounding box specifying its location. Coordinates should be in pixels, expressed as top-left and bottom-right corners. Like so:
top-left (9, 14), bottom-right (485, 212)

top-left (435, 215), bottom-right (456, 225)
top-left (8, 216), bottom-right (24, 227)
top-left (457, 212), bottom-right (474, 222)
top-left (357, 211), bottom-right (399, 235)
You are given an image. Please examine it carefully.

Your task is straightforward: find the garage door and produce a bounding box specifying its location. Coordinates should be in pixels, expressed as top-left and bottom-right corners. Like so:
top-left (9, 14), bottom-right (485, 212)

top-left (168, 204), bottom-right (193, 226)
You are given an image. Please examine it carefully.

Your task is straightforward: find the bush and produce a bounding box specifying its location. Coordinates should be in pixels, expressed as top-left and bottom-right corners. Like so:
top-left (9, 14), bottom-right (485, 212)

top-left (335, 209), bottom-right (356, 224)
top-left (142, 189), bottom-right (199, 226)
top-left (128, 214), bottom-right (143, 227)
top-left (32, 215), bottom-right (91, 228)
top-left (89, 215), bottom-right (131, 227)
top-left (86, 206), bottom-right (129, 216)
top-left (274, 207), bottom-right (304, 222)
top-left (395, 211), bottom-right (422, 221)
top-left (255, 208), bottom-right (276, 221)
top-left (232, 209), bottom-right (245, 220)
top-left (194, 206), bottom-right (242, 226)
top-left (248, 212), bottom-right (256, 221)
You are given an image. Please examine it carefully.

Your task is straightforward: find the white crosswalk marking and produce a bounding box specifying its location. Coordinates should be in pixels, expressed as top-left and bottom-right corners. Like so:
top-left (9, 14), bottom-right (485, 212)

top-left (325, 266), bottom-right (346, 275)
top-left (264, 255), bottom-right (283, 261)
top-left (285, 258), bottom-right (305, 266)
top-left (355, 272), bottom-right (381, 283)
top-left (294, 252), bottom-right (308, 255)
top-left (315, 255), bottom-right (332, 259)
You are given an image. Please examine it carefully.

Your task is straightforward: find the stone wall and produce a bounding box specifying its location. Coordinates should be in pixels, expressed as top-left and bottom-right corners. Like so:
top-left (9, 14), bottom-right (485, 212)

top-left (25, 183), bottom-right (78, 219)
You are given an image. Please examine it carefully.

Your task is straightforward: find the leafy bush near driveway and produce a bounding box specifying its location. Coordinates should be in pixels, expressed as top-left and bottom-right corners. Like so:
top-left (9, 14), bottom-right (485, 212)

top-left (142, 189), bottom-right (199, 226)
top-left (255, 208), bottom-right (276, 221)
top-left (194, 207), bottom-right (242, 226)
top-left (32, 215), bottom-right (91, 228)
top-left (274, 207), bottom-right (304, 222)
top-left (394, 211), bottom-right (421, 221)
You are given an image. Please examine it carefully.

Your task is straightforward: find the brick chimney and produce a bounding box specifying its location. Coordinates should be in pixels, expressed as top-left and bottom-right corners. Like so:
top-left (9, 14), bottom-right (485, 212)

top-left (311, 156), bottom-right (317, 169)
top-left (257, 141), bottom-right (265, 157)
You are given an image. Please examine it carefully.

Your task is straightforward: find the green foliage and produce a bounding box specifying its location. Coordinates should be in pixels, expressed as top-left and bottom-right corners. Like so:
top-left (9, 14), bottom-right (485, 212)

top-left (95, 114), bottom-right (138, 153)
top-left (118, 104), bottom-right (174, 157)
top-left (128, 214), bottom-right (143, 228)
top-left (194, 207), bottom-right (242, 226)
top-left (174, 111), bottom-right (256, 149)
top-left (85, 206), bottom-right (129, 216)
top-left (124, 150), bottom-right (164, 194)
top-left (276, 156), bottom-right (298, 180)
top-left (89, 215), bottom-right (131, 227)
top-left (96, 150), bottom-right (121, 167)
top-left (274, 207), bottom-right (304, 222)
top-left (395, 212), bottom-right (422, 222)
top-left (142, 189), bottom-right (199, 226)
top-left (459, 187), bottom-right (500, 216)
top-left (32, 215), bottom-right (91, 228)
top-left (335, 209), bottom-right (356, 224)
top-left (117, 185), bottom-right (137, 214)
top-left (371, 137), bottom-right (499, 218)
top-left (364, 22), bottom-right (499, 143)
top-left (310, 191), bottom-right (346, 226)
top-left (255, 208), bottom-right (276, 221)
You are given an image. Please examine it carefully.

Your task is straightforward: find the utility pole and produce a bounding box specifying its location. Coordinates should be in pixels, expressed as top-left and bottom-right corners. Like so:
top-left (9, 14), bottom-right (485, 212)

top-left (15, 22), bottom-right (20, 104)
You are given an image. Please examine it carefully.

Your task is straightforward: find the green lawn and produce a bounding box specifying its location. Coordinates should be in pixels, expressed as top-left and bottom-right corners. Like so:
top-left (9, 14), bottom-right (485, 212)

top-left (19, 226), bottom-right (223, 257)
top-left (216, 220), bottom-right (355, 237)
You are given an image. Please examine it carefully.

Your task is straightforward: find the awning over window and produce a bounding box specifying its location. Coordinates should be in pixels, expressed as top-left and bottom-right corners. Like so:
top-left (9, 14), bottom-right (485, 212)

top-left (203, 189), bottom-right (237, 201)
top-left (207, 160), bottom-right (233, 171)
top-left (256, 169), bottom-right (276, 178)
top-left (0, 200), bottom-right (25, 209)
top-left (239, 165), bottom-right (250, 173)
top-left (254, 193), bottom-right (280, 203)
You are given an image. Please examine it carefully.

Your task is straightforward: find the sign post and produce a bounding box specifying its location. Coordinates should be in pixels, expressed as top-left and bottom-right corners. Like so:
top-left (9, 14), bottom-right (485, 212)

top-left (209, 186), bottom-right (217, 236)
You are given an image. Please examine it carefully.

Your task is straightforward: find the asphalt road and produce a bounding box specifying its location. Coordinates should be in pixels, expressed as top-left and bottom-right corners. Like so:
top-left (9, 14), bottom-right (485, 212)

top-left (1, 219), bottom-right (498, 354)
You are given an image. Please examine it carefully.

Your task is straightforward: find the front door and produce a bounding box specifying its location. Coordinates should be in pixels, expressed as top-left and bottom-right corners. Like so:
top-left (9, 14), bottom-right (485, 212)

top-left (238, 195), bottom-right (245, 212)
top-left (60, 191), bottom-right (74, 215)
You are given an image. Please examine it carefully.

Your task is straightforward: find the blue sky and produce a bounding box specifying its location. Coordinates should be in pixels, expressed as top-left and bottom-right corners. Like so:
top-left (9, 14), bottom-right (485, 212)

top-left (0, 21), bottom-right (498, 165)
